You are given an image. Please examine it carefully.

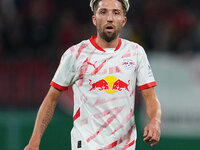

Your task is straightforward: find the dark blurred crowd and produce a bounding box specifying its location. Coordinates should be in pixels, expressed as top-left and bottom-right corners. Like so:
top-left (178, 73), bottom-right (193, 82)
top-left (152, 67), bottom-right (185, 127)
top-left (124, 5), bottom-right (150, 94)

top-left (0, 0), bottom-right (200, 107)
top-left (0, 0), bottom-right (93, 61)
top-left (131, 0), bottom-right (200, 54)
top-left (0, 0), bottom-right (200, 61)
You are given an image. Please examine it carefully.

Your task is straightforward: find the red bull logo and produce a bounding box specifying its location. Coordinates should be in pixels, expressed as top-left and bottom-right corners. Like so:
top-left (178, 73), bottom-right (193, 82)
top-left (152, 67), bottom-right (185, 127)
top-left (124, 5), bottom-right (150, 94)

top-left (112, 79), bottom-right (130, 91)
top-left (89, 76), bottom-right (130, 94)
top-left (89, 79), bottom-right (109, 91)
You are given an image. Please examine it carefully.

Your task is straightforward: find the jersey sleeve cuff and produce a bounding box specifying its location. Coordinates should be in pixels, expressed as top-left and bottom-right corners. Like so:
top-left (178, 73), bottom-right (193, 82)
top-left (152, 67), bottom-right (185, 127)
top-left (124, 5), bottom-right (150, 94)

top-left (138, 81), bottom-right (157, 90)
top-left (50, 81), bottom-right (68, 91)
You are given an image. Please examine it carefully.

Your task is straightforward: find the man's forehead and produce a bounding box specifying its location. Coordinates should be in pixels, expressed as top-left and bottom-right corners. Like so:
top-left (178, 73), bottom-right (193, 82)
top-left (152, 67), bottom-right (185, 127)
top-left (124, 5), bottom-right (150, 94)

top-left (97, 0), bottom-right (123, 11)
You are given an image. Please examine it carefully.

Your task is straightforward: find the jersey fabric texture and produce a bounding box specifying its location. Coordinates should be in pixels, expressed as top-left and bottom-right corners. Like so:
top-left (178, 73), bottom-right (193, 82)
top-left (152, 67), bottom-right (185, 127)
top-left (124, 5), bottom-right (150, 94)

top-left (50, 36), bottom-right (156, 150)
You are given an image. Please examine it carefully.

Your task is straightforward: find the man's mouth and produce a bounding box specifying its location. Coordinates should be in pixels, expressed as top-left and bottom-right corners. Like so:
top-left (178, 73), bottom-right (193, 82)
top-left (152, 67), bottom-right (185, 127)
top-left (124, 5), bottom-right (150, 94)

top-left (105, 25), bottom-right (114, 32)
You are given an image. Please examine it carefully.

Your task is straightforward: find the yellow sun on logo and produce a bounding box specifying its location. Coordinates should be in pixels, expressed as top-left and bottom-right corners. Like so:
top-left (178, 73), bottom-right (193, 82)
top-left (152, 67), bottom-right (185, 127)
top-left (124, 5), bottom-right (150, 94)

top-left (104, 76), bottom-right (118, 94)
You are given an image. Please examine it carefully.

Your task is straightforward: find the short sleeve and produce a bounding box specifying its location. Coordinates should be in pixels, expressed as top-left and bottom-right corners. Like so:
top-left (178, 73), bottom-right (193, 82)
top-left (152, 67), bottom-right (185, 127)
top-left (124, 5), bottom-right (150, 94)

top-left (50, 48), bottom-right (76, 91)
top-left (136, 47), bottom-right (156, 90)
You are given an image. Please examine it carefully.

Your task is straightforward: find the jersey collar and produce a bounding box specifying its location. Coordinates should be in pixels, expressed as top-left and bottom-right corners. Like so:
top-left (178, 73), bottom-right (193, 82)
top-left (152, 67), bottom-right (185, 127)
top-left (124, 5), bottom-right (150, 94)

top-left (89, 36), bottom-right (122, 52)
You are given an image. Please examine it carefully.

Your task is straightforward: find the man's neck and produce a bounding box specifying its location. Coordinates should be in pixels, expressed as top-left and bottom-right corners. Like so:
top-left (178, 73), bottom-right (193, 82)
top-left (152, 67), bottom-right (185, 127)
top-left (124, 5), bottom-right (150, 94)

top-left (95, 34), bottom-right (120, 49)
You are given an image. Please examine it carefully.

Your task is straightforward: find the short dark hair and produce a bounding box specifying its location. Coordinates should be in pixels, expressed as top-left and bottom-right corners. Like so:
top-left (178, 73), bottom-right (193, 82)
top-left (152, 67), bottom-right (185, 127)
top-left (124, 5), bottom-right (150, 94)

top-left (93, 0), bottom-right (127, 16)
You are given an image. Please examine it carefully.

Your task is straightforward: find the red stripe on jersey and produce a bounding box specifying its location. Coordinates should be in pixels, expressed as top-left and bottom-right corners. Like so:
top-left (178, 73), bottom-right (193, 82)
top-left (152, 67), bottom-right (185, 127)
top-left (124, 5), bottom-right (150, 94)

top-left (78, 49), bottom-right (96, 86)
top-left (69, 46), bottom-right (75, 53)
top-left (128, 140), bottom-right (135, 147)
top-left (98, 140), bottom-right (118, 150)
top-left (76, 43), bottom-right (89, 60)
top-left (90, 55), bottom-right (114, 75)
top-left (98, 124), bottom-right (135, 150)
top-left (87, 106), bottom-right (124, 143)
top-left (73, 107), bottom-right (80, 121)
top-left (94, 96), bottom-right (126, 106)
top-left (89, 36), bottom-right (122, 52)
top-left (116, 66), bottom-right (121, 73)
top-left (121, 51), bottom-right (131, 58)
top-left (93, 109), bottom-right (111, 119)
top-left (111, 109), bottom-right (134, 135)
top-left (80, 118), bottom-right (88, 126)
top-left (130, 89), bottom-right (134, 97)
top-left (119, 124), bottom-right (134, 145)
top-left (78, 58), bottom-right (90, 86)
top-left (50, 81), bottom-right (68, 91)
top-left (91, 60), bottom-right (107, 75)
top-left (122, 140), bottom-right (135, 150)
top-left (138, 81), bottom-right (157, 90)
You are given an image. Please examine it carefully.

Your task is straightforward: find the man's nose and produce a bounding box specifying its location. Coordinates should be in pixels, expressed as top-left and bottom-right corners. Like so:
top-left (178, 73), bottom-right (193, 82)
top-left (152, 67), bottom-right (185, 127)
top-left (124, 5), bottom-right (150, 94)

top-left (107, 12), bottom-right (113, 22)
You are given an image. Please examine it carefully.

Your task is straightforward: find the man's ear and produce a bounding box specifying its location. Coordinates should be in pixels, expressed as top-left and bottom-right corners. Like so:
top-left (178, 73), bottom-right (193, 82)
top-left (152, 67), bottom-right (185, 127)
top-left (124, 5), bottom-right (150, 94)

top-left (92, 15), bottom-right (97, 26)
top-left (122, 17), bottom-right (127, 28)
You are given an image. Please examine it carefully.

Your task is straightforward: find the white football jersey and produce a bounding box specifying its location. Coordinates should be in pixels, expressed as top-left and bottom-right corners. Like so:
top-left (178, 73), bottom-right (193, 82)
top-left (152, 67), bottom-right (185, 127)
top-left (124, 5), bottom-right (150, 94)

top-left (50, 36), bottom-right (156, 150)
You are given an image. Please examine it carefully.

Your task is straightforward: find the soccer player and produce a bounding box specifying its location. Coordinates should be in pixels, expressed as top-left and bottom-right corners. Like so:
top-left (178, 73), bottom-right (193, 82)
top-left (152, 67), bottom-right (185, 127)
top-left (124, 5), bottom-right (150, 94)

top-left (24, 0), bottom-right (161, 149)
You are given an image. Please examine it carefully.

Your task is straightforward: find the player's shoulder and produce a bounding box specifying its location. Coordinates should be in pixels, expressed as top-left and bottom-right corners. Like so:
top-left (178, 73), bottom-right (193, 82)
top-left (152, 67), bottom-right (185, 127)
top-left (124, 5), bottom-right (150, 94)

top-left (71, 39), bottom-right (90, 51)
top-left (121, 38), bottom-right (145, 52)
top-left (62, 39), bottom-right (90, 55)
top-left (74, 39), bottom-right (90, 49)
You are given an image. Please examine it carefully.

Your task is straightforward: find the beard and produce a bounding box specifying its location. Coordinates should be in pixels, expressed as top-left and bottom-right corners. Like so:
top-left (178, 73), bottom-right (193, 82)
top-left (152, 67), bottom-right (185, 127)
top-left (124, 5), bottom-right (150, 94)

top-left (99, 30), bottom-right (118, 42)
top-left (97, 24), bottom-right (121, 42)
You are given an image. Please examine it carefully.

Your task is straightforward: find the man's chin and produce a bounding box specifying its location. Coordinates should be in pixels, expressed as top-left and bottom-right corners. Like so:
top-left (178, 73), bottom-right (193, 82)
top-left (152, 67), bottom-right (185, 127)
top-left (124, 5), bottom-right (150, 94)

top-left (101, 33), bottom-right (117, 42)
top-left (104, 36), bottom-right (116, 42)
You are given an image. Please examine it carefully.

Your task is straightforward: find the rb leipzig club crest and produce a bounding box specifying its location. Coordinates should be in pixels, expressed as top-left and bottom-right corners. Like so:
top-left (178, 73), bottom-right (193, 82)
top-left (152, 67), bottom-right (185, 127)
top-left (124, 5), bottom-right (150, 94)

top-left (89, 76), bottom-right (130, 94)
top-left (122, 59), bottom-right (135, 70)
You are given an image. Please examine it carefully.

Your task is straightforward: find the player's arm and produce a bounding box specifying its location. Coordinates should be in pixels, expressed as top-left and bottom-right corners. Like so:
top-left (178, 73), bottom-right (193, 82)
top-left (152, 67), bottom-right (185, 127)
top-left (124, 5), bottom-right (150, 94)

top-left (24, 86), bottom-right (63, 150)
top-left (141, 87), bottom-right (161, 147)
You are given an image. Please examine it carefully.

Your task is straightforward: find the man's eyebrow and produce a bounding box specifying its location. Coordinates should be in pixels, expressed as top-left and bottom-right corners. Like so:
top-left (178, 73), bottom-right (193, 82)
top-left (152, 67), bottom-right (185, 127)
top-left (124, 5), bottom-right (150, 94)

top-left (98, 8), bottom-right (107, 11)
top-left (98, 8), bottom-right (121, 11)
top-left (113, 9), bottom-right (121, 12)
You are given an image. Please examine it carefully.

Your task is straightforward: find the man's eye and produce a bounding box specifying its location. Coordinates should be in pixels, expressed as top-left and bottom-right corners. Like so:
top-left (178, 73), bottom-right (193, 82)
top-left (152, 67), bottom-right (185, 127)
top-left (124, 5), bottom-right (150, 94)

top-left (99, 10), bottom-right (106, 14)
top-left (114, 11), bottom-right (120, 15)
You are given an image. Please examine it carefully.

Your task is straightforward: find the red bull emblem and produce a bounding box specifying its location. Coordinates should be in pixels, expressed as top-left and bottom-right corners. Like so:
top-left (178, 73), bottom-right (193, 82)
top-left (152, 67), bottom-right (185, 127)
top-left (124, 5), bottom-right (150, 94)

top-left (112, 79), bottom-right (130, 91)
top-left (89, 76), bottom-right (130, 94)
top-left (89, 79), bottom-right (109, 91)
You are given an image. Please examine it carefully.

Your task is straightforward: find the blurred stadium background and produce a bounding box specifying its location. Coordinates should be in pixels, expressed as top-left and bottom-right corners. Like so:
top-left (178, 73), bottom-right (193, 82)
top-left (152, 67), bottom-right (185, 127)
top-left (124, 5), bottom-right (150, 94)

top-left (0, 0), bottom-right (200, 149)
